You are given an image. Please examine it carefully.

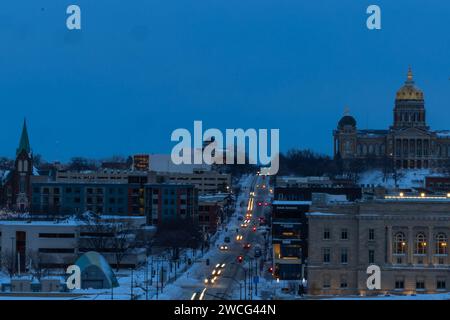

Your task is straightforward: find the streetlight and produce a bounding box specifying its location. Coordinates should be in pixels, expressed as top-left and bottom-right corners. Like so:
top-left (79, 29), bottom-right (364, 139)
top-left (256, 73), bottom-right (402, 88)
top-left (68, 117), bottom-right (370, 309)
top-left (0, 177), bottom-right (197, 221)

top-left (231, 262), bottom-right (248, 300)
top-left (10, 237), bottom-right (15, 275)
top-left (223, 276), bottom-right (243, 300)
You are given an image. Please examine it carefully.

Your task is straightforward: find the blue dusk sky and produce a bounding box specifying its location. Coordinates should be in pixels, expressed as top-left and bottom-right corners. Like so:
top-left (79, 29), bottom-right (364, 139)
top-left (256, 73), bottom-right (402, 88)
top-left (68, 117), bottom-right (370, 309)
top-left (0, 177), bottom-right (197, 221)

top-left (0, 0), bottom-right (449, 161)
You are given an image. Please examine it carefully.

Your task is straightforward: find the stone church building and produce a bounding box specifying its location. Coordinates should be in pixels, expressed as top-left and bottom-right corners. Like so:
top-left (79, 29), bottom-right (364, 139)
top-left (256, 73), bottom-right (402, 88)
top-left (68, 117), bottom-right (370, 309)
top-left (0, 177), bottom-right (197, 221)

top-left (1, 120), bottom-right (35, 211)
top-left (333, 68), bottom-right (450, 170)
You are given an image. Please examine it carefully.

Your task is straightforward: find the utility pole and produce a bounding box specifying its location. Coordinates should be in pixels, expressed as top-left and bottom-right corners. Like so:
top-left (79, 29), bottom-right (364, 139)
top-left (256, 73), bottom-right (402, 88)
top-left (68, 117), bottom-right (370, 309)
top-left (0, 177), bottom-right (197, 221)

top-left (239, 283), bottom-right (242, 300)
top-left (130, 268), bottom-right (134, 300)
top-left (145, 259), bottom-right (149, 300)
top-left (10, 237), bottom-right (15, 275)
top-left (156, 260), bottom-right (159, 299)
top-left (150, 257), bottom-right (153, 286)
top-left (255, 258), bottom-right (258, 296)
top-left (244, 269), bottom-right (247, 300)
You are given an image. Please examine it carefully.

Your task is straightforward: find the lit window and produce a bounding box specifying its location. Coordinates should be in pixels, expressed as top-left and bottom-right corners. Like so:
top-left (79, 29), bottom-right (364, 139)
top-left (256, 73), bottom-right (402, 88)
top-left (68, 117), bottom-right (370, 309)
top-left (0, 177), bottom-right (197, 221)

top-left (414, 233), bottom-right (427, 255)
top-left (394, 232), bottom-right (407, 254)
top-left (436, 233), bottom-right (448, 255)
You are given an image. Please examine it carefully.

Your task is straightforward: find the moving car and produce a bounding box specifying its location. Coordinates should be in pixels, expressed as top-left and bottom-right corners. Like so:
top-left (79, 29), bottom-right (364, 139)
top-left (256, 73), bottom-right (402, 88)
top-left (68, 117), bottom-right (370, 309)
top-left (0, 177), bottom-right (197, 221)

top-left (236, 234), bottom-right (243, 241)
top-left (204, 275), bottom-right (217, 285)
top-left (243, 243), bottom-right (251, 249)
top-left (219, 244), bottom-right (229, 251)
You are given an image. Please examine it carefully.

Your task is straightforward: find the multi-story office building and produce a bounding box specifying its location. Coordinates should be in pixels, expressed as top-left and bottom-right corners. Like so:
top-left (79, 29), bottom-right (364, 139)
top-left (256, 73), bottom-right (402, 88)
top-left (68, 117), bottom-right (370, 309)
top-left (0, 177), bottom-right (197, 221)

top-left (271, 200), bottom-right (310, 281)
top-left (307, 193), bottom-right (450, 295)
top-left (31, 182), bottom-right (145, 216)
top-left (54, 169), bottom-right (149, 184)
top-left (274, 176), bottom-right (362, 202)
top-left (144, 184), bottom-right (198, 226)
top-left (156, 170), bottom-right (231, 195)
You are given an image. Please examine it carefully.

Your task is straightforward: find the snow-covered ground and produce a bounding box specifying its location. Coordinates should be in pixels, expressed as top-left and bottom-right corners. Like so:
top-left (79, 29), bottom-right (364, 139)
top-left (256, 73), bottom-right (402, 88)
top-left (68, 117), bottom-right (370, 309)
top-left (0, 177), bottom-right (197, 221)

top-left (328, 292), bottom-right (450, 300)
top-left (358, 169), bottom-right (440, 189)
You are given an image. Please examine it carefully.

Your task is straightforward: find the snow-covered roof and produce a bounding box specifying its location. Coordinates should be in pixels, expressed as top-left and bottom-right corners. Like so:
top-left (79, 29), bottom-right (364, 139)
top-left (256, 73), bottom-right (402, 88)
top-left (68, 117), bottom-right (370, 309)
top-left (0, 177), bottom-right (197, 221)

top-left (199, 193), bottom-right (232, 202)
top-left (435, 130), bottom-right (450, 138)
top-left (1, 169), bottom-right (11, 185)
top-left (273, 200), bottom-right (312, 206)
top-left (0, 219), bottom-right (79, 227)
top-left (306, 212), bottom-right (344, 217)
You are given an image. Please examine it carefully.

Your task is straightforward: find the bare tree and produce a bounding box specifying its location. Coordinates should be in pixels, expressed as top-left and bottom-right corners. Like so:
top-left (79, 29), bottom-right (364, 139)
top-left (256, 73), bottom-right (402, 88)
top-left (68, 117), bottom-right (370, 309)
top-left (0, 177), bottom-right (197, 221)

top-left (0, 250), bottom-right (15, 278)
top-left (26, 250), bottom-right (49, 281)
top-left (77, 212), bottom-right (137, 271)
top-left (111, 224), bottom-right (136, 271)
top-left (154, 218), bottom-right (203, 260)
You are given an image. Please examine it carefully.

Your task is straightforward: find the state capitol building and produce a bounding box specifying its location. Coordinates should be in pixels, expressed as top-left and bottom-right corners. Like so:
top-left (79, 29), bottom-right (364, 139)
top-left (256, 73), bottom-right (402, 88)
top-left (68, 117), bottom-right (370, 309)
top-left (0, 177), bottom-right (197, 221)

top-left (333, 68), bottom-right (450, 170)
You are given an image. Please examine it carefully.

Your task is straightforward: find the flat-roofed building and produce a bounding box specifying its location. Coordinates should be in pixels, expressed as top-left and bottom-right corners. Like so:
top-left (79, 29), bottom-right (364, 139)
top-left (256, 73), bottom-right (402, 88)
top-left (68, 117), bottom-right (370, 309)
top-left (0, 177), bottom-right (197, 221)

top-left (156, 170), bottom-right (231, 195)
top-left (0, 215), bottom-right (147, 272)
top-left (30, 182), bottom-right (146, 216)
top-left (144, 184), bottom-right (198, 226)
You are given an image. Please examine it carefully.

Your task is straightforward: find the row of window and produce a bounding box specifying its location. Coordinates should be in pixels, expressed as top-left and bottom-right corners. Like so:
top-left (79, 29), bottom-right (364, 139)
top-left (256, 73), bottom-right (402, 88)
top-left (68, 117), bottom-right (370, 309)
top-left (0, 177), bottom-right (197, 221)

top-left (393, 232), bottom-right (448, 255)
top-left (322, 277), bottom-right (446, 290)
top-left (323, 228), bottom-right (351, 240)
top-left (323, 248), bottom-right (349, 264)
top-left (35, 187), bottom-right (127, 195)
top-left (38, 248), bottom-right (75, 254)
top-left (38, 233), bottom-right (75, 238)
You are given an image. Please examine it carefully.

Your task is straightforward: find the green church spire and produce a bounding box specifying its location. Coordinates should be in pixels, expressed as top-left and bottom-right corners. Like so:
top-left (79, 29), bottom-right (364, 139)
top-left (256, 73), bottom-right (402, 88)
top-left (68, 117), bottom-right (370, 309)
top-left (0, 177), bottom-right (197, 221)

top-left (16, 118), bottom-right (31, 156)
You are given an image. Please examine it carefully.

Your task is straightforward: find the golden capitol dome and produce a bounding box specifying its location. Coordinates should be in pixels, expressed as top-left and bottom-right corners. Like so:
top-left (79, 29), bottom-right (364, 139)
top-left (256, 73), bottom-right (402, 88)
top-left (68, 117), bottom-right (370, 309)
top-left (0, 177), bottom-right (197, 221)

top-left (396, 67), bottom-right (424, 100)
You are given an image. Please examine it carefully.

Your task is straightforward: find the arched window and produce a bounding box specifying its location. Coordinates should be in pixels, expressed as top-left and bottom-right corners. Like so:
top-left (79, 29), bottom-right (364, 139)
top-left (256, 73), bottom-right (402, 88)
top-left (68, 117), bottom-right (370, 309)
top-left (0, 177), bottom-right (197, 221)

top-left (394, 232), bottom-right (407, 254)
top-left (414, 233), bottom-right (427, 255)
top-left (436, 233), bottom-right (448, 255)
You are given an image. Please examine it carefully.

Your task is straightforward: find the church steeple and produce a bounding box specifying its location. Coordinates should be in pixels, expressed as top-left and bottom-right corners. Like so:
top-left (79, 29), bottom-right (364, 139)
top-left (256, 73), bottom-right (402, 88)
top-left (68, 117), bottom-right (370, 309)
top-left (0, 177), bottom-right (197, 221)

top-left (16, 118), bottom-right (31, 156)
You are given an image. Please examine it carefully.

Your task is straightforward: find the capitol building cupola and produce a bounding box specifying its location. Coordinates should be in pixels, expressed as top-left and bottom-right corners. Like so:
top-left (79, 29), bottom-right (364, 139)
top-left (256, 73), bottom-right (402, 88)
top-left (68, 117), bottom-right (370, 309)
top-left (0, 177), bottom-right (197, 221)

top-left (393, 67), bottom-right (427, 129)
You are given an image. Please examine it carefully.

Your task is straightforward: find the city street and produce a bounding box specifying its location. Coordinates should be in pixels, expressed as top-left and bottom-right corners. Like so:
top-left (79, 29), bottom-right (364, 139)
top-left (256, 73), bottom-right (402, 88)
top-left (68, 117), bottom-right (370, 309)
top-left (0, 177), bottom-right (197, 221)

top-left (187, 173), bottom-right (272, 300)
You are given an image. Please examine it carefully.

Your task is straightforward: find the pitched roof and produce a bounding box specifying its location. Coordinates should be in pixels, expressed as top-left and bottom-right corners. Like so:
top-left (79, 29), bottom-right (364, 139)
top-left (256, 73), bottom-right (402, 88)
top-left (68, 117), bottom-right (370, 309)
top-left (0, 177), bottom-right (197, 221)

top-left (16, 119), bottom-right (31, 156)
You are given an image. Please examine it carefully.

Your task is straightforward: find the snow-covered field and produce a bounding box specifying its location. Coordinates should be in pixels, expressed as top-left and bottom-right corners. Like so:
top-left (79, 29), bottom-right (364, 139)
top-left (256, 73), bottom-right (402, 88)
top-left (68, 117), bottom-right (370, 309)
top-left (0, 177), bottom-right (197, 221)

top-left (358, 169), bottom-right (441, 189)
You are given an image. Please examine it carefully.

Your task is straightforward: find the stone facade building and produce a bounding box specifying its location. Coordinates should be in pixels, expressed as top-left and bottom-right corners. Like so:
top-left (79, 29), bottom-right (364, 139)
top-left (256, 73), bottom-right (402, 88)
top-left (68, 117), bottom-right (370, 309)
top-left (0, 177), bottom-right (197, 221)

top-left (333, 68), bottom-right (450, 170)
top-left (307, 195), bottom-right (450, 295)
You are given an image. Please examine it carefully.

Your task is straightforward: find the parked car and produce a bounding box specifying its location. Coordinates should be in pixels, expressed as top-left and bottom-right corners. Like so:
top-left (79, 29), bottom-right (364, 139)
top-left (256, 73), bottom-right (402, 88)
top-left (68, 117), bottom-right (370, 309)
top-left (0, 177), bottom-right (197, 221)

top-left (254, 246), bottom-right (262, 257)
top-left (224, 236), bottom-right (231, 243)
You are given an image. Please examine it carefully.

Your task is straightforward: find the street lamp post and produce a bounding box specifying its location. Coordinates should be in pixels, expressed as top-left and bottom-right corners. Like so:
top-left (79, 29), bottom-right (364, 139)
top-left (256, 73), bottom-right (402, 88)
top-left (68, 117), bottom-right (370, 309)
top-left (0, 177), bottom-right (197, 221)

top-left (130, 268), bottom-right (134, 300)
top-left (145, 259), bottom-right (149, 300)
top-left (223, 276), bottom-right (243, 300)
top-left (10, 237), bottom-right (15, 275)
